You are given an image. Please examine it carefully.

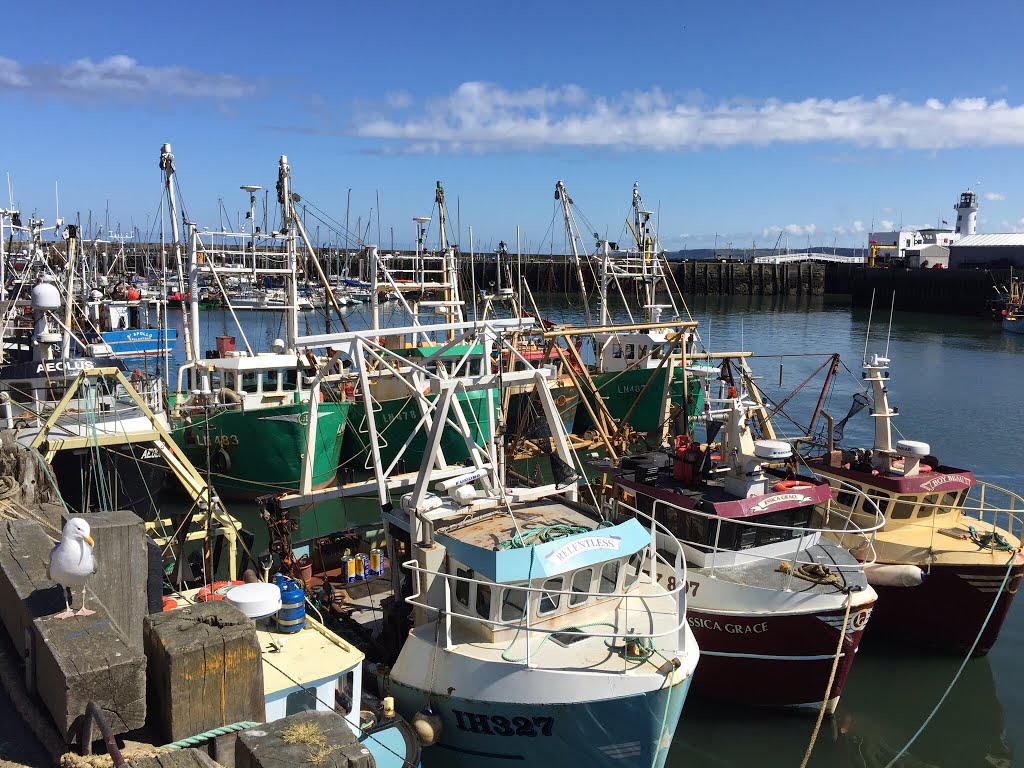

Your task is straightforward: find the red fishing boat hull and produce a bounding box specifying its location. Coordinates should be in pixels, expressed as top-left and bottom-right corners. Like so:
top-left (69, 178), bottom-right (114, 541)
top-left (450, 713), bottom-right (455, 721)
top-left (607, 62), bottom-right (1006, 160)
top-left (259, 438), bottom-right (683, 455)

top-left (686, 599), bottom-right (875, 712)
top-left (862, 558), bottom-right (1023, 655)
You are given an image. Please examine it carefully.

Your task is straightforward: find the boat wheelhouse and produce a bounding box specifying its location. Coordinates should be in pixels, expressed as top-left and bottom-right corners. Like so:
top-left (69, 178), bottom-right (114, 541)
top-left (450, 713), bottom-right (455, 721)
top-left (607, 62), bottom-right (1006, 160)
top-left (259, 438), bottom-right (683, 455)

top-left (806, 354), bottom-right (1024, 654)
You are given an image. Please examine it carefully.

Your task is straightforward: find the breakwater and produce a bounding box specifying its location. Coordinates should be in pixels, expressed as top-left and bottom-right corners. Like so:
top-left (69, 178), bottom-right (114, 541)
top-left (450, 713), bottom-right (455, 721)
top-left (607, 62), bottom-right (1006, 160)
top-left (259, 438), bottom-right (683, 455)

top-left (825, 264), bottom-right (1008, 314)
top-left (441, 257), bottom-right (824, 296)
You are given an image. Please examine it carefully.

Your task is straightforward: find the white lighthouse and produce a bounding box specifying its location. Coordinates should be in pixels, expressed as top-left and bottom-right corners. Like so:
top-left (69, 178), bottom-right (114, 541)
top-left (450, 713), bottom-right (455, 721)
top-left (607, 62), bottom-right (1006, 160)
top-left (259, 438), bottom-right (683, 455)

top-left (954, 189), bottom-right (979, 236)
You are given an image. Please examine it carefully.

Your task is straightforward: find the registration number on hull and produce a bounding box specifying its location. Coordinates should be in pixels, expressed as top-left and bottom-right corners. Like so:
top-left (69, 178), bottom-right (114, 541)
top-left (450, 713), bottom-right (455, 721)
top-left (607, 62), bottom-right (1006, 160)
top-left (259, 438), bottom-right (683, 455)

top-left (451, 710), bottom-right (554, 737)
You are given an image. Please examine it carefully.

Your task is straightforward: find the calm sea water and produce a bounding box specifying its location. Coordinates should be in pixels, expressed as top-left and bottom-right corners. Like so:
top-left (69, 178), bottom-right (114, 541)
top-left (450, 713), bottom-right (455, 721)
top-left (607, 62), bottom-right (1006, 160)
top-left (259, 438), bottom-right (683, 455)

top-left (171, 293), bottom-right (1023, 768)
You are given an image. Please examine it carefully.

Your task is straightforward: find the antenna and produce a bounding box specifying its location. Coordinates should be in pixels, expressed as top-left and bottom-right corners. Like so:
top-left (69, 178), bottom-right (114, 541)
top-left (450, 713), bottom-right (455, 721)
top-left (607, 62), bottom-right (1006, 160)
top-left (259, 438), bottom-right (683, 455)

top-left (884, 291), bottom-right (896, 359)
top-left (863, 289), bottom-right (876, 365)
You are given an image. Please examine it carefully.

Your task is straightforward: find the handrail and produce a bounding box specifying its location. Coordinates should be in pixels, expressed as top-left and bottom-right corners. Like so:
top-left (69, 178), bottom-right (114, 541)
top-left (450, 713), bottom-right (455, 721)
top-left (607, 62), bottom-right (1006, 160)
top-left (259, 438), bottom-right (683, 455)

top-left (613, 477), bottom-right (885, 577)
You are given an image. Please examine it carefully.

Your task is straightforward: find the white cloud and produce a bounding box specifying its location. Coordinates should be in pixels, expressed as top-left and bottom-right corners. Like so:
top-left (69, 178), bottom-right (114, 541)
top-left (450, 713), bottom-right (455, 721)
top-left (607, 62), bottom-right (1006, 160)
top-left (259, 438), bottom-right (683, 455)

top-left (0, 54), bottom-right (255, 103)
top-left (351, 83), bottom-right (1024, 154)
top-left (762, 223), bottom-right (817, 238)
top-left (0, 56), bottom-right (27, 87)
top-left (984, 191), bottom-right (1006, 201)
top-left (834, 219), bottom-right (866, 235)
top-left (879, 219), bottom-right (895, 230)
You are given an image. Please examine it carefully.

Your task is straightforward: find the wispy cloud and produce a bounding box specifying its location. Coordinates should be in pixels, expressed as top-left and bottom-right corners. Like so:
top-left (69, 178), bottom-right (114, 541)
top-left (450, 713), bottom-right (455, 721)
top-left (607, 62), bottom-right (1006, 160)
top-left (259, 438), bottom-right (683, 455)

top-left (762, 223), bottom-right (818, 239)
top-left (983, 191), bottom-right (1006, 201)
top-left (879, 220), bottom-right (895, 230)
top-left (351, 83), bottom-right (1024, 155)
top-left (0, 54), bottom-right (257, 104)
top-left (833, 220), bottom-right (866, 235)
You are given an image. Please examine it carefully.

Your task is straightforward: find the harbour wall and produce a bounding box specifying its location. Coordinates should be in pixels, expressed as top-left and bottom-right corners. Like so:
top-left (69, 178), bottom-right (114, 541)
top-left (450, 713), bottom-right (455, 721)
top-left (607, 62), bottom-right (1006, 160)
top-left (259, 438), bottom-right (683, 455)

top-left (824, 264), bottom-right (1009, 314)
top-left (401, 257), bottom-right (824, 296)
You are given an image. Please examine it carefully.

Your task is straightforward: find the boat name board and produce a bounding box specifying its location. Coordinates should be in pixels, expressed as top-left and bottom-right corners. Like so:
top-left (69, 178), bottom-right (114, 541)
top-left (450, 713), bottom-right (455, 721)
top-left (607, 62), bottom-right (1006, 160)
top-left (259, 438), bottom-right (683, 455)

top-left (919, 473), bottom-right (972, 491)
top-left (451, 710), bottom-right (554, 737)
top-left (749, 493), bottom-right (811, 513)
top-left (35, 359), bottom-right (96, 375)
top-left (688, 617), bottom-right (769, 634)
top-left (544, 535), bottom-right (622, 566)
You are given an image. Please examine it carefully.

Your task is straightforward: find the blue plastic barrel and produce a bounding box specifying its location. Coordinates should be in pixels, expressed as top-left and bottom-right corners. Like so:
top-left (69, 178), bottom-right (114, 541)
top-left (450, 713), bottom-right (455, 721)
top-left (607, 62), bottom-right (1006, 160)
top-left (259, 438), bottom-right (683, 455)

top-left (274, 574), bottom-right (306, 634)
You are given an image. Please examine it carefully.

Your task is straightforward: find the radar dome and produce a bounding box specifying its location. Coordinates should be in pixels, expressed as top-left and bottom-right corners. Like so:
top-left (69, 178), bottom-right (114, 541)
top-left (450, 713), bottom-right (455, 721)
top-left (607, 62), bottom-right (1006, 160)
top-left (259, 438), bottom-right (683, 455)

top-left (31, 282), bottom-right (62, 310)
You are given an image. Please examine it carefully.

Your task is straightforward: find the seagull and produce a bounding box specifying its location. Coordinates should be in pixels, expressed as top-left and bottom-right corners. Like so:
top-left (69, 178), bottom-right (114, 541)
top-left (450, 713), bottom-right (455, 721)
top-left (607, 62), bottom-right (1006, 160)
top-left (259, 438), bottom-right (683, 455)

top-left (47, 517), bottom-right (97, 620)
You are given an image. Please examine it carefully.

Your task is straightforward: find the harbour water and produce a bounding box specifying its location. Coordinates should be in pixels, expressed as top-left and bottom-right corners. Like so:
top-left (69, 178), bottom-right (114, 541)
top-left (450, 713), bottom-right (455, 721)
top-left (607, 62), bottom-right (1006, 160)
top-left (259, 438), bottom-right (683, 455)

top-left (170, 293), bottom-right (1023, 768)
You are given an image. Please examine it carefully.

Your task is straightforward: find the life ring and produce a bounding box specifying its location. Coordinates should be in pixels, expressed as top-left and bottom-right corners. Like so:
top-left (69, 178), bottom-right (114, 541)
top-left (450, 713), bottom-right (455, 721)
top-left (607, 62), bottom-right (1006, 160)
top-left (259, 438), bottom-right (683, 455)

top-left (774, 480), bottom-right (815, 492)
top-left (211, 448), bottom-right (232, 473)
top-left (162, 596), bottom-right (178, 612)
top-left (197, 580), bottom-right (243, 602)
top-left (555, 394), bottom-right (569, 408)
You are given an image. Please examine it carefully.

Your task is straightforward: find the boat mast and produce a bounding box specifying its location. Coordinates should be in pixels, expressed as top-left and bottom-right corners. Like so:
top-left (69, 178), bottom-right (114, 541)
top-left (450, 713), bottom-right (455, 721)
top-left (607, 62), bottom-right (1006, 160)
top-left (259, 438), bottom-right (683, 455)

top-left (277, 155), bottom-right (299, 353)
top-left (555, 180), bottom-right (592, 326)
top-left (160, 144), bottom-right (196, 376)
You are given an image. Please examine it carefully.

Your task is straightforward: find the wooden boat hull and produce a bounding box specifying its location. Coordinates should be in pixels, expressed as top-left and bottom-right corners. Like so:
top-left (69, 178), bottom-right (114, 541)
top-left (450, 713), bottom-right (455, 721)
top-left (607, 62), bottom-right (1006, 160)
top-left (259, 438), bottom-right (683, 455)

top-left (859, 558), bottom-right (1023, 655)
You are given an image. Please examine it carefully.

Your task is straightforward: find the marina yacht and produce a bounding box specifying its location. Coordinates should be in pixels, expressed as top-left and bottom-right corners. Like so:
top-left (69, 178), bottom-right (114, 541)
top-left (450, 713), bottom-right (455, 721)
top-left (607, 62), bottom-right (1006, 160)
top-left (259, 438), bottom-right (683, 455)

top-left (267, 317), bottom-right (699, 767)
top-left (805, 353), bottom-right (1024, 654)
top-left (606, 360), bottom-right (881, 713)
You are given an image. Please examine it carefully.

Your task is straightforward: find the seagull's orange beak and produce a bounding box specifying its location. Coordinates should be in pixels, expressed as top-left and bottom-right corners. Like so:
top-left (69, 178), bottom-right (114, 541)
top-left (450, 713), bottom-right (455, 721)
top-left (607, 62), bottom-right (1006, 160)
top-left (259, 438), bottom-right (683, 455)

top-left (83, 535), bottom-right (94, 546)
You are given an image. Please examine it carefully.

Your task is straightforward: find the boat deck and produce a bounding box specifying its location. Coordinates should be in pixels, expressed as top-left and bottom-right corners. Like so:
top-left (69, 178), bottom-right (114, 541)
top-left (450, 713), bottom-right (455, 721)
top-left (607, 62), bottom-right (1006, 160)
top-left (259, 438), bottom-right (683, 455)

top-left (437, 501), bottom-right (600, 551)
top-left (700, 542), bottom-right (869, 596)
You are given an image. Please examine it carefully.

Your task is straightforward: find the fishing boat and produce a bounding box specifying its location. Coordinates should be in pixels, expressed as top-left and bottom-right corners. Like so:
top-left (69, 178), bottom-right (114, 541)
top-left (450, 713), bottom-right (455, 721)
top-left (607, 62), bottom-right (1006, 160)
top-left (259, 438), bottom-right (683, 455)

top-left (552, 181), bottom-right (700, 448)
top-left (163, 148), bottom-right (350, 498)
top-left (804, 352), bottom-right (1024, 654)
top-left (606, 359), bottom-right (880, 713)
top-left (0, 279), bottom-right (168, 516)
top-left (269, 316), bottom-right (699, 768)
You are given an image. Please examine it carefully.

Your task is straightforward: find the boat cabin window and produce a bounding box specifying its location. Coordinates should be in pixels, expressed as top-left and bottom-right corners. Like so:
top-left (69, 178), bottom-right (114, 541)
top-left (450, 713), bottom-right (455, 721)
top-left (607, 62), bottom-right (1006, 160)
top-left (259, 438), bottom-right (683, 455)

top-left (283, 370), bottom-right (298, 392)
top-left (871, 492), bottom-right (891, 515)
top-left (208, 371), bottom-right (222, 390)
top-left (599, 561), bottom-right (620, 594)
top-left (455, 568), bottom-right (472, 608)
top-left (612, 343), bottom-right (622, 359)
top-left (637, 345), bottom-right (648, 360)
top-left (917, 494), bottom-right (940, 518)
top-left (624, 550), bottom-right (644, 589)
top-left (569, 568), bottom-right (593, 607)
top-left (938, 490), bottom-right (964, 512)
top-left (538, 577), bottom-right (563, 616)
top-left (223, 372), bottom-right (237, 391)
top-left (624, 344), bottom-right (635, 360)
top-left (837, 486), bottom-right (859, 508)
top-left (889, 495), bottom-right (918, 520)
top-left (262, 371), bottom-right (280, 392)
top-left (476, 584), bottom-right (492, 619)
top-left (676, 506), bottom-right (814, 553)
top-left (241, 371), bottom-right (259, 394)
top-left (500, 587), bottom-right (527, 622)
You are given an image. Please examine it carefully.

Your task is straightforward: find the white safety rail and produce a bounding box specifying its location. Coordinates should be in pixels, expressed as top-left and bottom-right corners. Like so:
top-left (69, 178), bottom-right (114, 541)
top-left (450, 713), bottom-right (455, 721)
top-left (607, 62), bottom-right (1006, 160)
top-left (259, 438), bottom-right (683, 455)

top-left (753, 252), bottom-right (866, 265)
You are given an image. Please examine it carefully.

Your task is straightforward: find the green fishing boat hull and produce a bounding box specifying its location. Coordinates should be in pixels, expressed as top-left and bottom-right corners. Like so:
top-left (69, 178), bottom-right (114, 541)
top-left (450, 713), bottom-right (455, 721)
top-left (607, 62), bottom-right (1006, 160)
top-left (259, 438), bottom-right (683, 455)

top-left (170, 400), bottom-right (350, 498)
top-left (341, 389), bottom-right (496, 473)
top-left (505, 383), bottom-right (579, 438)
top-left (671, 368), bottom-right (706, 432)
top-left (572, 367), bottom-right (671, 435)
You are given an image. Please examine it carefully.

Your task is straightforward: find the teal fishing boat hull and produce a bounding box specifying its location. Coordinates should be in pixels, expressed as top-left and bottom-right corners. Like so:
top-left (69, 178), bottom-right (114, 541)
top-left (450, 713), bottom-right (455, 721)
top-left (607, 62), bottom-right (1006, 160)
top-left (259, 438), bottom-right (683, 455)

top-left (171, 399), bottom-right (350, 498)
top-left (388, 676), bottom-right (690, 768)
top-left (340, 389), bottom-right (496, 473)
top-left (573, 367), bottom-right (671, 435)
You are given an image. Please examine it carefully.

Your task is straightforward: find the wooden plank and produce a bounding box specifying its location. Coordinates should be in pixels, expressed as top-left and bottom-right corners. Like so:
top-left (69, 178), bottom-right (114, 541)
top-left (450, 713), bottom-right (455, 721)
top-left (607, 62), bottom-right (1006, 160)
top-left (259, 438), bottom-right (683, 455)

top-left (32, 611), bottom-right (146, 741)
top-left (144, 601), bottom-right (265, 744)
top-left (0, 520), bottom-right (63, 661)
top-left (86, 510), bottom-right (149, 649)
top-left (235, 710), bottom-right (372, 768)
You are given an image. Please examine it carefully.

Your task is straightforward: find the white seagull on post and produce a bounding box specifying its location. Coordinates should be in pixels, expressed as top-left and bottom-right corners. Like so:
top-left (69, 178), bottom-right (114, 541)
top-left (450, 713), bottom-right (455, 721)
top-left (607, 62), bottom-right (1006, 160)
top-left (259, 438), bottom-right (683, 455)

top-left (47, 517), bottom-right (97, 620)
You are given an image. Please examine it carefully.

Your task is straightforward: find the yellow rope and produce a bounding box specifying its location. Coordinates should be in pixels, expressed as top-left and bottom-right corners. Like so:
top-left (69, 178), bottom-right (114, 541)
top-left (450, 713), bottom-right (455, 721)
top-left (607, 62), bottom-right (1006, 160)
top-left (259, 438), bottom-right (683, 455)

top-left (799, 592), bottom-right (853, 768)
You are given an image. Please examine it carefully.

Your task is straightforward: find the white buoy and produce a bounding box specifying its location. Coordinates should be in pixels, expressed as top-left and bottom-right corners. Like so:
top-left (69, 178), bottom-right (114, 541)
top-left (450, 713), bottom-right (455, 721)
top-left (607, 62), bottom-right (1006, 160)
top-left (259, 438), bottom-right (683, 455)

top-left (865, 563), bottom-right (926, 588)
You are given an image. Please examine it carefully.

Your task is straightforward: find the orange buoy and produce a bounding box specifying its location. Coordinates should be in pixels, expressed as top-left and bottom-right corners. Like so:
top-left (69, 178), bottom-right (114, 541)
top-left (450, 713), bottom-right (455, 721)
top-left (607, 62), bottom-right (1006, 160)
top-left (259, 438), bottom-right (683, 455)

top-left (197, 580), bottom-right (244, 602)
top-left (773, 480), bottom-right (815, 492)
top-left (161, 596), bottom-right (178, 612)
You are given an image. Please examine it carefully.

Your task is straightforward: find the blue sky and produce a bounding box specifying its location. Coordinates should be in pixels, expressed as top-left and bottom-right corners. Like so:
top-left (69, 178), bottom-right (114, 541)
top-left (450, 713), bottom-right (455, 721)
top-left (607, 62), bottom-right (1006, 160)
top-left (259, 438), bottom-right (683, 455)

top-left (3, 0), bottom-right (1024, 252)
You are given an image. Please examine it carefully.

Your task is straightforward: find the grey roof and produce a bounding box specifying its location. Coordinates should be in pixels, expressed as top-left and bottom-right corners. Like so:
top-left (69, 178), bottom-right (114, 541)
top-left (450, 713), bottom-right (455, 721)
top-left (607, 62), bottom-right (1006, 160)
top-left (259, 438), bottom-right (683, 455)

top-left (951, 233), bottom-right (1024, 247)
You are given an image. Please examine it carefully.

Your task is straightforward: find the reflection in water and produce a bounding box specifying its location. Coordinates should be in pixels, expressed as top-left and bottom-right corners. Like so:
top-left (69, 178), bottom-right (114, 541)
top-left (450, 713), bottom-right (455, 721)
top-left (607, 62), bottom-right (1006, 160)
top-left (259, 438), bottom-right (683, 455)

top-left (668, 653), bottom-right (1011, 768)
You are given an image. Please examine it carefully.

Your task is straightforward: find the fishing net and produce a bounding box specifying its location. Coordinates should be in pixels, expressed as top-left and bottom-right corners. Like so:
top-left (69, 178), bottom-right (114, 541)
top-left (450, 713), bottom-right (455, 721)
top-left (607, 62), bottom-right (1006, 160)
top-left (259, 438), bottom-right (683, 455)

top-left (833, 393), bottom-right (872, 442)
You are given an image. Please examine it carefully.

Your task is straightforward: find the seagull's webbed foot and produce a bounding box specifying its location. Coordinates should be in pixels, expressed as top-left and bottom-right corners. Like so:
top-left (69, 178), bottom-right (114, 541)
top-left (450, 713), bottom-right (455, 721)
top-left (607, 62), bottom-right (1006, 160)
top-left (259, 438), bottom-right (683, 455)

top-left (74, 607), bottom-right (96, 617)
top-left (53, 609), bottom-right (76, 620)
